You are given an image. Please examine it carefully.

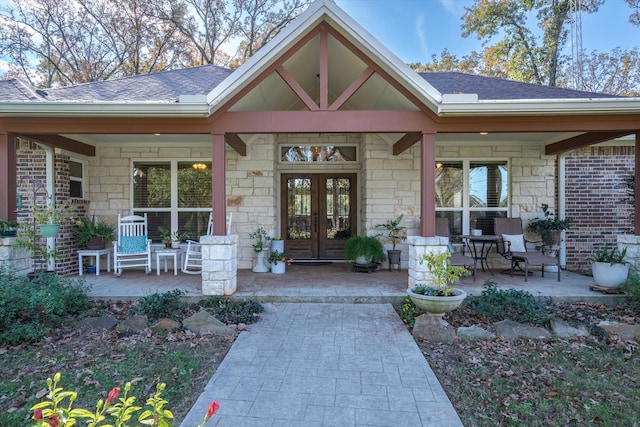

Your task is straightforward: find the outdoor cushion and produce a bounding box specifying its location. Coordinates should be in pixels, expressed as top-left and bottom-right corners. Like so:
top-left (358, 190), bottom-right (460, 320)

top-left (502, 234), bottom-right (526, 253)
top-left (119, 235), bottom-right (147, 253)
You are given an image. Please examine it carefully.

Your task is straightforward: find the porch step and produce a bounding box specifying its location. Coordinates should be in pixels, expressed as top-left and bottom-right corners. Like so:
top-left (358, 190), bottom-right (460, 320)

top-left (589, 284), bottom-right (625, 295)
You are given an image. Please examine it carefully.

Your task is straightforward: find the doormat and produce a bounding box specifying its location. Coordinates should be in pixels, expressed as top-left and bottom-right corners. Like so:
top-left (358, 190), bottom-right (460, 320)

top-left (292, 261), bottom-right (333, 266)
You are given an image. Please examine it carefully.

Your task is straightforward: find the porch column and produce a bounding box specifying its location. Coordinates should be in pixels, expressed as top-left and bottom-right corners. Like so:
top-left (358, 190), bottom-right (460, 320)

top-left (636, 132), bottom-right (640, 235)
top-left (406, 235), bottom-right (449, 289)
top-left (211, 132), bottom-right (226, 235)
top-left (0, 132), bottom-right (17, 220)
top-left (420, 132), bottom-right (436, 236)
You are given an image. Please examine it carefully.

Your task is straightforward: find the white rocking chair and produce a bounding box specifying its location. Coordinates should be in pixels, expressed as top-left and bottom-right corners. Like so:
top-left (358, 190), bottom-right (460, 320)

top-left (182, 212), bottom-right (232, 274)
top-left (113, 213), bottom-right (151, 276)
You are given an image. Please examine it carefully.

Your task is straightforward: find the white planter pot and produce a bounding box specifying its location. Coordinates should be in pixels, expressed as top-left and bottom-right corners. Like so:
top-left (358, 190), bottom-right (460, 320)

top-left (271, 240), bottom-right (284, 253)
top-left (407, 288), bottom-right (467, 317)
top-left (271, 260), bottom-right (286, 274)
top-left (592, 262), bottom-right (629, 288)
top-left (252, 251), bottom-right (270, 273)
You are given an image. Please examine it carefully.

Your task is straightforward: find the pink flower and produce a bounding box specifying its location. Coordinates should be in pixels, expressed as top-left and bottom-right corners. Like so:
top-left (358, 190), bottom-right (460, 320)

top-left (206, 401), bottom-right (220, 419)
top-left (48, 414), bottom-right (60, 427)
top-left (33, 408), bottom-right (43, 421)
top-left (106, 387), bottom-right (120, 404)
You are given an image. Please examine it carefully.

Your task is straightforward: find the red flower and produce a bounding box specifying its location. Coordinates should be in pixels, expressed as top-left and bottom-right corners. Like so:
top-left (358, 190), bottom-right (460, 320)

top-left (106, 387), bottom-right (120, 404)
top-left (33, 408), bottom-right (43, 421)
top-left (48, 414), bottom-right (60, 427)
top-left (206, 401), bottom-right (220, 419)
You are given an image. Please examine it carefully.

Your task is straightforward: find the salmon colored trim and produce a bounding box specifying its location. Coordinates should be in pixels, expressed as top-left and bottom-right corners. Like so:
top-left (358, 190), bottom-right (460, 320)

top-left (420, 133), bottom-right (436, 237)
top-left (0, 132), bottom-right (16, 220)
top-left (275, 65), bottom-right (319, 111)
top-left (211, 133), bottom-right (227, 236)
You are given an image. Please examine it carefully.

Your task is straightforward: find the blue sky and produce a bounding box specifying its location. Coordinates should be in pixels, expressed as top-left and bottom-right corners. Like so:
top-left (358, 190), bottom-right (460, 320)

top-left (335, 0), bottom-right (640, 64)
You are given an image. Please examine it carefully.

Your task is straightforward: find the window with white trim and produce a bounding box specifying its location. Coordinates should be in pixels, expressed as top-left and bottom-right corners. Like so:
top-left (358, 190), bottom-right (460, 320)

top-left (435, 160), bottom-right (509, 241)
top-left (132, 160), bottom-right (212, 242)
top-left (69, 159), bottom-right (85, 198)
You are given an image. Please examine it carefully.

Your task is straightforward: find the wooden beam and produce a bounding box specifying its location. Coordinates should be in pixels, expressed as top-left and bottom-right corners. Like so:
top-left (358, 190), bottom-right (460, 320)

top-left (224, 133), bottom-right (246, 156)
top-left (393, 132), bottom-right (421, 155)
top-left (545, 131), bottom-right (634, 155)
top-left (329, 67), bottom-right (374, 111)
top-left (211, 133), bottom-right (227, 236)
top-left (0, 117), bottom-right (210, 134)
top-left (636, 132), bottom-right (640, 236)
top-left (0, 133), bottom-right (17, 220)
top-left (319, 26), bottom-right (329, 110)
top-left (421, 133), bottom-right (436, 237)
top-left (275, 65), bottom-right (319, 111)
top-left (19, 133), bottom-right (96, 156)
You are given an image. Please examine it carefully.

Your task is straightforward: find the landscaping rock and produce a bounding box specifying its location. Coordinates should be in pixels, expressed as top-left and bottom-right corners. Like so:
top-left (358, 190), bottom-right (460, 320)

top-left (116, 315), bottom-right (148, 332)
top-left (151, 318), bottom-right (182, 332)
top-left (457, 325), bottom-right (495, 340)
top-left (78, 314), bottom-right (118, 330)
top-left (550, 319), bottom-right (589, 338)
top-left (183, 310), bottom-right (235, 337)
top-left (412, 314), bottom-right (456, 343)
top-left (597, 321), bottom-right (640, 340)
top-left (494, 319), bottom-right (551, 339)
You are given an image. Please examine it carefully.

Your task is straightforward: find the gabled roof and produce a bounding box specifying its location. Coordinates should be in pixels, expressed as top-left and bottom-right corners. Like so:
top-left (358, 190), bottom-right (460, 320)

top-left (0, 79), bottom-right (43, 102)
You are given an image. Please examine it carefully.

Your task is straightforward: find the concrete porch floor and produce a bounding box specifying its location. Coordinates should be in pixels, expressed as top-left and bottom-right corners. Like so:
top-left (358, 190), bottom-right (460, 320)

top-left (80, 261), bottom-right (625, 304)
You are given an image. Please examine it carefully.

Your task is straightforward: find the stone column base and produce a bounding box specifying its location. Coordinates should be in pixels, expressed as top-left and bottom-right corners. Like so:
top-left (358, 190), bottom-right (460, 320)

top-left (200, 234), bottom-right (238, 295)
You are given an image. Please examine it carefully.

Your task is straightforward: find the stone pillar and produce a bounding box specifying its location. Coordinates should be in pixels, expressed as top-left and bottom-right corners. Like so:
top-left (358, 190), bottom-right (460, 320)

top-left (0, 237), bottom-right (31, 275)
top-left (618, 234), bottom-right (640, 273)
top-left (406, 235), bottom-right (450, 289)
top-left (201, 234), bottom-right (238, 295)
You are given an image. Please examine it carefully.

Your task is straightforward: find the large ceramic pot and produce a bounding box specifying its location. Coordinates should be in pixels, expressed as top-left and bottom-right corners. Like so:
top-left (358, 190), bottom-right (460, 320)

top-left (407, 287), bottom-right (467, 317)
top-left (271, 260), bottom-right (286, 274)
top-left (252, 250), bottom-right (270, 273)
top-left (592, 262), bottom-right (630, 288)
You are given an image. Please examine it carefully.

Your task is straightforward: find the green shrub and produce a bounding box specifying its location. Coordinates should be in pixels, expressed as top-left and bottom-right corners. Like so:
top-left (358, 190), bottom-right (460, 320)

top-left (196, 296), bottom-right (264, 324)
top-left (132, 289), bottom-right (188, 320)
top-left (0, 267), bottom-right (91, 344)
top-left (622, 272), bottom-right (640, 306)
top-left (465, 281), bottom-right (549, 325)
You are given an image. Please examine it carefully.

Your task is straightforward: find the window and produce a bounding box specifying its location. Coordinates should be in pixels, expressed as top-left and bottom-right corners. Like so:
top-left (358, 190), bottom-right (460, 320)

top-left (280, 145), bottom-right (357, 162)
top-left (69, 160), bottom-right (84, 198)
top-left (435, 160), bottom-right (508, 241)
top-left (132, 160), bottom-right (212, 242)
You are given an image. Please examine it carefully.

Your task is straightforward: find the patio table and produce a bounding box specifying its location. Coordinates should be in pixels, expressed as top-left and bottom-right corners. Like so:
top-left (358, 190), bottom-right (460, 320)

top-left (78, 248), bottom-right (112, 276)
top-left (460, 235), bottom-right (500, 281)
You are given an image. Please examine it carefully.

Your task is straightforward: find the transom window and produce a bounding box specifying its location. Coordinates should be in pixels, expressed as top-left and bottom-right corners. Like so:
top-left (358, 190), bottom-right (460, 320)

top-left (132, 160), bottom-right (212, 242)
top-left (280, 145), bottom-right (357, 162)
top-left (435, 160), bottom-right (509, 241)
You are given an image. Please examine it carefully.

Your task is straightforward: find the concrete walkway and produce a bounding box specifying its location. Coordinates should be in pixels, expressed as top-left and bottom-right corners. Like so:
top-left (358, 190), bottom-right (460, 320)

top-left (180, 303), bottom-right (462, 427)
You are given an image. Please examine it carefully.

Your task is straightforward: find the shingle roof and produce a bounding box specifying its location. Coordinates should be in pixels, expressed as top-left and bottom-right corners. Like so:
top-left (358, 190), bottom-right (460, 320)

top-left (419, 71), bottom-right (617, 100)
top-left (0, 79), bottom-right (44, 102)
top-left (40, 65), bottom-right (234, 102)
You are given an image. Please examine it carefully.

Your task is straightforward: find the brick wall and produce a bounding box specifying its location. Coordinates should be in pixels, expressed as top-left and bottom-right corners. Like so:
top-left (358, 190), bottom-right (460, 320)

top-left (565, 146), bottom-right (635, 273)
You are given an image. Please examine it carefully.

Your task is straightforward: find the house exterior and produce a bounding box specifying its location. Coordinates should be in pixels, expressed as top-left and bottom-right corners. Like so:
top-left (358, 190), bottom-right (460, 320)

top-left (1, 0), bottom-right (639, 293)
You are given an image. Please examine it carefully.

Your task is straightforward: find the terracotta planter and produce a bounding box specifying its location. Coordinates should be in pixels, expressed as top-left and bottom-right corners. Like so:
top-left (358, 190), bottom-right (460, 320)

top-left (407, 287), bottom-right (467, 317)
top-left (592, 262), bottom-right (629, 288)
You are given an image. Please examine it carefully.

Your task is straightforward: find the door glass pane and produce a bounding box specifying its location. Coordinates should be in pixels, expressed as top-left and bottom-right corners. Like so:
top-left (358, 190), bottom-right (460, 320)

top-left (469, 162), bottom-right (508, 208)
top-left (286, 178), bottom-right (311, 240)
top-left (435, 162), bottom-right (463, 208)
top-left (325, 178), bottom-right (351, 239)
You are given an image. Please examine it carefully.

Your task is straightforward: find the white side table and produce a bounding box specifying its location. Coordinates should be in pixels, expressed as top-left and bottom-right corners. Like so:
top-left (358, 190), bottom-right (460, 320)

top-left (78, 248), bottom-right (112, 276)
top-left (156, 248), bottom-right (182, 275)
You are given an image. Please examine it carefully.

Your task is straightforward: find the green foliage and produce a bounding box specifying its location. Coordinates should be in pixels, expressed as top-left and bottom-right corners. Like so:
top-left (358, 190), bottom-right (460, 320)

top-left (132, 289), bottom-right (188, 321)
top-left (622, 272), bottom-right (640, 305)
top-left (0, 267), bottom-right (91, 344)
top-left (417, 250), bottom-right (471, 295)
top-left (526, 204), bottom-right (571, 245)
top-left (465, 281), bottom-right (549, 324)
top-left (344, 234), bottom-right (386, 265)
top-left (268, 250), bottom-right (291, 265)
top-left (73, 216), bottom-right (114, 247)
top-left (196, 296), bottom-right (264, 325)
top-left (375, 214), bottom-right (406, 249)
top-left (397, 297), bottom-right (421, 328)
top-left (589, 247), bottom-right (628, 265)
top-left (249, 226), bottom-right (271, 252)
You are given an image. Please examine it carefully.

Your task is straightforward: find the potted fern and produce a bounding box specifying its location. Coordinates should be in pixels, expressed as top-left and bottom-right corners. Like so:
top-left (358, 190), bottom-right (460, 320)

top-left (344, 234), bottom-right (386, 271)
top-left (589, 247), bottom-right (629, 288)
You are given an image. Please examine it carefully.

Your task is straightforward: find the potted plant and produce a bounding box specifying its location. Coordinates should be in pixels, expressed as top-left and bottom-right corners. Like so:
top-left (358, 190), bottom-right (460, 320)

top-left (159, 227), bottom-right (188, 248)
top-left (30, 202), bottom-right (74, 238)
top-left (249, 226), bottom-right (271, 272)
top-left (268, 250), bottom-right (292, 274)
top-left (73, 216), bottom-right (114, 249)
top-left (0, 219), bottom-right (19, 237)
top-left (15, 224), bottom-right (66, 279)
top-left (376, 215), bottom-right (406, 268)
top-left (526, 204), bottom-right (571, 246)
top-left (407, 250), bottom-right (471, 316)
top-left (344, 234), bottom-right (386, 271)
top-left (589, 247), bottom-right (629, 288)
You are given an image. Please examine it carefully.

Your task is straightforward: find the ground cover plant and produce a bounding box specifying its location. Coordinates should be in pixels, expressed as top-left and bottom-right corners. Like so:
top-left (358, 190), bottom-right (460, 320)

top-left (0, 269), bottom-right (263, 426)
top-left (400, 281), bottom-right (640, 426)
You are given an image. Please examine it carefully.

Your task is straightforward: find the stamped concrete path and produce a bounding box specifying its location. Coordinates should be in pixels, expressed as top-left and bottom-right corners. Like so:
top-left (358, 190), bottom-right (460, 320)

top-left (180, 303), bottom-right (463, 427)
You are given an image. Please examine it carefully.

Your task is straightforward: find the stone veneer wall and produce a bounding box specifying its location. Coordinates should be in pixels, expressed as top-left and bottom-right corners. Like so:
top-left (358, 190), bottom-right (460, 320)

top-left (565, 146), bottom-right (634, 274)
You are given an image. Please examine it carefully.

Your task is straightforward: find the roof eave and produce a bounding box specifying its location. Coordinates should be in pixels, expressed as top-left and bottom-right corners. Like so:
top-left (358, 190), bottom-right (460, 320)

top-left (0, 102), bottom-right (211, 118)
top-left (438, 98), bottom-right (640, 116)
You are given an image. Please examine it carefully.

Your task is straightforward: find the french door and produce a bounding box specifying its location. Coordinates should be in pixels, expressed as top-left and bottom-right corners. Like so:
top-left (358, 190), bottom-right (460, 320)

top-left (281, 174), bottom-right (356, 259)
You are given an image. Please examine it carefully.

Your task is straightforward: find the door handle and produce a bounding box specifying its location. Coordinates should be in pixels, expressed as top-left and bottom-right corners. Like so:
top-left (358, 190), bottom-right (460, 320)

top-left (313, 212), bottom-right (318, 233)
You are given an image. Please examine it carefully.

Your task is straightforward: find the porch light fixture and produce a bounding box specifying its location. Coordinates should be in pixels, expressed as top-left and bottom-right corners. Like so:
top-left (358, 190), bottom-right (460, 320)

top-left (192, 163), bottom-right (207, 170)
top-left (154, 133), bottom-right (161, 136)
top-left (479, 132), bottom-right (489, 135)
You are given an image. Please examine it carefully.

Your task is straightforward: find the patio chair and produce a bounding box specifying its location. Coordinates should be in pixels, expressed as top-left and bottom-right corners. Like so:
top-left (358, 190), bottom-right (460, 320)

top-left (113, 213), bottom-right (151, 276)
top-left (435, 218), bottom-right (472, 268)
top-left (182, 212), bottom-right (232, 274)
top-left (494, 217), bottom-right (560, 282)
